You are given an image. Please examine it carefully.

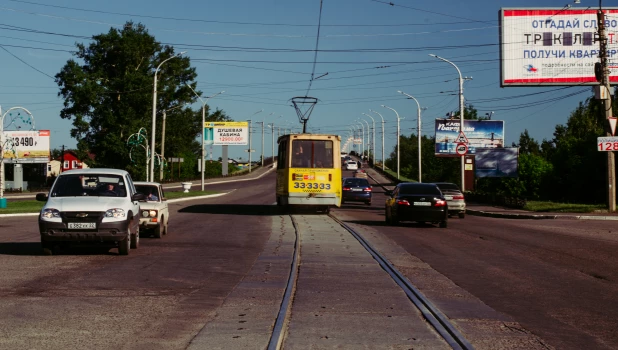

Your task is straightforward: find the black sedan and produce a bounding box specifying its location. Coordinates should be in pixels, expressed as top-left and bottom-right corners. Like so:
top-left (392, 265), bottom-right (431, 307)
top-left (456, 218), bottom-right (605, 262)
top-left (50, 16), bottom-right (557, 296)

top-left (384, 183), bottom-right (448, 227)
top-left (341, 177), bottom-right (372, 205)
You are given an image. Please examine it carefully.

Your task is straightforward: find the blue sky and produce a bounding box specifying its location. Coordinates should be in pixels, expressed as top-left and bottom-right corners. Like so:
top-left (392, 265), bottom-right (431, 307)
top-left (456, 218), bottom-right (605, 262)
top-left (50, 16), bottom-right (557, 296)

top-left (0, 0), bottom-right (603, 162)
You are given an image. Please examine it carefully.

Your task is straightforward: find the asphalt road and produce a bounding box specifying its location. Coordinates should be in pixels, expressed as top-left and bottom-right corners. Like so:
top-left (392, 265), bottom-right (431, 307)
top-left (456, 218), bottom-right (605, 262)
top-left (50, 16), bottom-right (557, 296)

top-left (1, 169), bottom-right (617, 349)
top-left (0, 174), bottom-right (278, 349)
top-left (337, 168), bottom-right (618, 350)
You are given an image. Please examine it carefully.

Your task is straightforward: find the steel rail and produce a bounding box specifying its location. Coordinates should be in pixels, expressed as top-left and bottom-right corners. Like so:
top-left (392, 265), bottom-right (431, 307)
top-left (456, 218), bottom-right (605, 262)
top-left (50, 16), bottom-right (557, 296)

top-left (267, 215), bottom-right (301, 350)
top-left (329, 214), bottom-right (475, 350)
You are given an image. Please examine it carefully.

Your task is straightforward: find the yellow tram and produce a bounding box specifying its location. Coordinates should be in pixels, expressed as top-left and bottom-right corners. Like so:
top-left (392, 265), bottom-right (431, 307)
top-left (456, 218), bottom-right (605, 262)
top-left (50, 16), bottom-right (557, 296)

top-left (276, 134), bottom-right (342, 210)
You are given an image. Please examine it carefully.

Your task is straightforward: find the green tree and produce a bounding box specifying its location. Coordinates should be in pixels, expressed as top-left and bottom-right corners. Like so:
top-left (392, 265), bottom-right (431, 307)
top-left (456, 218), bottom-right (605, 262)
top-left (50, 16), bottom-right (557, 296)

top-left (55, 22), bottom-right (224, 180)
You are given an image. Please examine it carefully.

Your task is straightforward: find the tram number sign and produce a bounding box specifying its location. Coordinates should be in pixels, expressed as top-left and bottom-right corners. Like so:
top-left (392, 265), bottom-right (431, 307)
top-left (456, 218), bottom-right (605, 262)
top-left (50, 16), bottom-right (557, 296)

top-left (293, 182), bottom-right (331, 190)
top-left (455, 143), bottom-right (468, 156)
top-left (597, 137), bottom-right (618, 151)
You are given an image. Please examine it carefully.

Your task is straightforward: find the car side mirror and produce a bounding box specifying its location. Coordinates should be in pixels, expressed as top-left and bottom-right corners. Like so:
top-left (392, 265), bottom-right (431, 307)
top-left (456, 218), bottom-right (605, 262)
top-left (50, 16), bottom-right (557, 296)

top-left (36, 193), bottom-right (48, 201)
top-left (162, 197), bottom-right (167, 201)
top-left (132, 193), bottom-right (147, 202)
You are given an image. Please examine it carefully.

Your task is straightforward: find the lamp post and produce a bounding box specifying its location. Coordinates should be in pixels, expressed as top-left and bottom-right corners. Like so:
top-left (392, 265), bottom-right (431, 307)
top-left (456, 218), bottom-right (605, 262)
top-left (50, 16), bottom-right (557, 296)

top-left (398, 91), bottom-right (424, 183)
top-left (382, 105), bottom-right (402, 180)
top-left (185, 83), bottom-right (224, 190)
top-left (248, 109), bottom-right (263, 173)
top-left (150, 51), bottom-right (185, 182)
top-left (260, 112), bottom-right (274, 167)
top-left (429, 53), bottom-right (466, 191)
top-left (362, 113), bottom-right (375, 166)
top-left (369, 109), bottom-right (385, 171)
top-left (356, 120), bottom-right (365, 160)
top-left (359, 119), bottom-right (370, 162)
top-left (159, 103), bottom-right (187, 181)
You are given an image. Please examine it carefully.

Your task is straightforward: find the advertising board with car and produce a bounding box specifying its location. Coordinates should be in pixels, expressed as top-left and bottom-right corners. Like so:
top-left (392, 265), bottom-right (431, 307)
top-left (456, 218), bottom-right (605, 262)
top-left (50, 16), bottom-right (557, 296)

top-left (434, 119), bottom-right (504, 157)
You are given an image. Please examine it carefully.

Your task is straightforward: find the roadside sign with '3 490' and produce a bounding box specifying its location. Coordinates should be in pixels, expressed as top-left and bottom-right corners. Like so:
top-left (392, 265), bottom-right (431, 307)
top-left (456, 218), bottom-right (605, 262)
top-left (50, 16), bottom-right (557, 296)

top-left (597, 137), bottom-right (618, 151)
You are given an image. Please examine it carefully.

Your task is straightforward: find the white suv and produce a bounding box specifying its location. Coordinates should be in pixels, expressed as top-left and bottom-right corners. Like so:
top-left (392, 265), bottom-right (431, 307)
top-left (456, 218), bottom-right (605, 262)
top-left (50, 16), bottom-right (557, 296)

top-left (36, 168), bottom-right (146, 255)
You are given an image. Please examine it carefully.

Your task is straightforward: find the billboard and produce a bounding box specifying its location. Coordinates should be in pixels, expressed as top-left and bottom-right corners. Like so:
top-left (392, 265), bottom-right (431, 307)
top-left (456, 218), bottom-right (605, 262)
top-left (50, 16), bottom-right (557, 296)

top-left (500, 8), bottom-right (618, 86)
top-left (204, 122), bottom-right (248, 145)
top-left (1, 130), bottom-right (50, 163)
top-left (434, 119), bottom-right (504, 157)
top-left (475, 148), bottom-right (519, 178)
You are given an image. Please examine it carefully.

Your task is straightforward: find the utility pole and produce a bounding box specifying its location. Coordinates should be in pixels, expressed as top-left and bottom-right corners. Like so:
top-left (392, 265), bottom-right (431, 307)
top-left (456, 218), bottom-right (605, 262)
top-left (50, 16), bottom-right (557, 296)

top-left (248, 120), bottom-right (253, 173)
top-left (160, 111), bottom-right (167, 181)
top-left (60, 145), bottom-right (65, 173)
top-left (261, 121), bottom-right (265, 167)
top-left (598, 5), bottom-right (616, 211)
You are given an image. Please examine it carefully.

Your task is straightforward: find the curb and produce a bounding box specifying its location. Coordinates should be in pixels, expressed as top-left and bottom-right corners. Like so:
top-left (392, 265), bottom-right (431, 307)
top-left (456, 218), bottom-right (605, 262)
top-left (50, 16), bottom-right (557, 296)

top-left (466, 209), bottom-right (618, 220)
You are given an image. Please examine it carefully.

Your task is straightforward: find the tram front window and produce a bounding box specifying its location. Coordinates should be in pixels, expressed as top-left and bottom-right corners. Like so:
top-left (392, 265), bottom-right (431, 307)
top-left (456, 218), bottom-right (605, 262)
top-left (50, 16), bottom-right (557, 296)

top-left (291, 140), bottom-right (334, 168)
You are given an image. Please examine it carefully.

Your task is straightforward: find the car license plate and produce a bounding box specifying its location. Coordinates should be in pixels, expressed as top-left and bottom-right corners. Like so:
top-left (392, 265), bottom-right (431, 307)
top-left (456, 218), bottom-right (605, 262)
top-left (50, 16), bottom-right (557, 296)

top-left (351, 188), bottom-right (362, 191)
top-left (444, 196), bottom-right (453, 200)
top-left (413, 202), bottom-right (431, 206)
top-left (68, 222), bottom-right (96, 229)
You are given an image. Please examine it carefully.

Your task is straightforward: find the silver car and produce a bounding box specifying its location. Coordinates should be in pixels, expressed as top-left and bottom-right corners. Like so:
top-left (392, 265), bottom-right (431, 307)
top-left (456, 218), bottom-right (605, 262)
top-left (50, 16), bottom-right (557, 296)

top-left (432, 182), bottom-right (466, 218)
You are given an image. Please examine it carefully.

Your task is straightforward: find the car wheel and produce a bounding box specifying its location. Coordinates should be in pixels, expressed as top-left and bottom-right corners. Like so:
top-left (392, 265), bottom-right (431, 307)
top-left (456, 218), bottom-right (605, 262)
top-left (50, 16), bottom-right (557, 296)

top-left (118, 234), bottom-right (130, 256)
top-left (458, 212), bottom-right (465, 219)
top-left (153, 224), bottom-right (162, 239)
top-left (439, 220), bottom-right (448, 228)
top-left (131, 226), bottom-right (140, 249)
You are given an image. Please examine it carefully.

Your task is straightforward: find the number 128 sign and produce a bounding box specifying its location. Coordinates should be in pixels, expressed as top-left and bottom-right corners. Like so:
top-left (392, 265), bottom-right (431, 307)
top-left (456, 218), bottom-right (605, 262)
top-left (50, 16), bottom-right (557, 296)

top-left (597, 137), bottom-right (618, 151)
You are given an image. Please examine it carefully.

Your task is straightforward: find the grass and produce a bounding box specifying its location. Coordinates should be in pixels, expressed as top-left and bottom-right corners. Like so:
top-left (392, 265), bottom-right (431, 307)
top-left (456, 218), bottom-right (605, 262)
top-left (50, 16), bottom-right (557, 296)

top-left (524, 201), bottom-right (608, 213)
top-left (381, 169), bottom-right (417, 183)
top-left (0, 200), bottom-right (45, 214)
top-left (0, 190), bottom-right (219, 214)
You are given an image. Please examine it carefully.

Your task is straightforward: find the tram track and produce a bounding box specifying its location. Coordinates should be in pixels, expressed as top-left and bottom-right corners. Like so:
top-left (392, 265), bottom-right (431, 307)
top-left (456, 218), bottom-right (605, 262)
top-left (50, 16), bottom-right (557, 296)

top-left (267, 212), bottom-right (474, 349)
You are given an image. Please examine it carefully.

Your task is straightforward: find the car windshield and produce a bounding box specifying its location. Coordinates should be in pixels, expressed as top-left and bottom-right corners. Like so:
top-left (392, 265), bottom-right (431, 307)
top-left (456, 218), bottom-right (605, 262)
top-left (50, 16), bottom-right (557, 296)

top-left (135, 185), bottom-right (159, 201)
top-left (435, 183), bottom-right (460, 191)
top-left (399, 184), bottom-right (441, 195)
top-left (51, 174), bottom-right (126, 197)
top-left (344, 179), bottom-right (369, 187)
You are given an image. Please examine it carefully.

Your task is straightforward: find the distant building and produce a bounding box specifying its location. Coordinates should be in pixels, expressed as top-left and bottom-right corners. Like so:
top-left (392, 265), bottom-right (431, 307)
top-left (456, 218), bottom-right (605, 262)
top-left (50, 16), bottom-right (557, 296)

top-left (46, 150), bottom-right (90, 177)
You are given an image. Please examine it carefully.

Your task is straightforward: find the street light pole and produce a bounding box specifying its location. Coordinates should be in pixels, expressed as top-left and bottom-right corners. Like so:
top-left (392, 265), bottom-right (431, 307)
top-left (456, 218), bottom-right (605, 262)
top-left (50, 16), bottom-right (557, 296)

top-left (159, 103), bottom-right (187, 181)
top-left (362, 113), bottom-right (375, 166)
top-left (429, 53), bottom-right (466, 191)
top-left (150, 51), bottom-right (185, 182)
top-left (398, 91), bottom-right (423, 183)
top-left (382, 105), bottom-right (401, 180)
top-left (185, 84), bottom-right (224, 190)
top-left (359, 119), bottom-right (370, 162)
top-left (248, 110), bottom-right (263, 173)
top-left (356, 121), bottom-right (365, 160)
top-left (370, 109), bottom-right (385, 171)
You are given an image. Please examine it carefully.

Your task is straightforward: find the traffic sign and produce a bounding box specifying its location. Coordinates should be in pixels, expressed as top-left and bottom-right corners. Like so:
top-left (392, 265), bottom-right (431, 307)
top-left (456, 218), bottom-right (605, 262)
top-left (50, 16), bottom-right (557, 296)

top-left (455, 131), bottom-right (469, 144)
top-left (455, 143), bottom-right (468, 156)
top-left (597, 137), bottom-right (618, 151)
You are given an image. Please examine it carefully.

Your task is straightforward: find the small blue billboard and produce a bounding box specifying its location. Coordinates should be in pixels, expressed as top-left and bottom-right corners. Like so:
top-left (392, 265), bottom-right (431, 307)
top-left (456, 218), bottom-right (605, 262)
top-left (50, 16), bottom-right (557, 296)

top-left (475, 147), bottom-right (519, 178)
